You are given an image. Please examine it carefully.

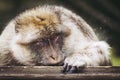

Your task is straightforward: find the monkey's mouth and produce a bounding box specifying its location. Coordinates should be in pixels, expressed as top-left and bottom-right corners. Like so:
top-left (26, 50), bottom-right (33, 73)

top-left (36, 60), bottom-right (64, 66)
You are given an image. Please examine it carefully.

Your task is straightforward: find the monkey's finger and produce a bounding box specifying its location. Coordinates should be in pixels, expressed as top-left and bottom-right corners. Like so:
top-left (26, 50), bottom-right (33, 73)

top-left (67, 66), bottom-right (77, 73)
top-left (63, 64), bottom-right (73, 73)
top-left (66, 65), bottom-right (72, 72)
top-left (62, 63), bottom-right (68, 73)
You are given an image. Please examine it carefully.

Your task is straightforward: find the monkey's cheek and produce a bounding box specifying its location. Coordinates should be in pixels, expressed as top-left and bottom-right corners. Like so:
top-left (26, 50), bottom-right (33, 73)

top-left (62, 57), bottom-right (86, 73)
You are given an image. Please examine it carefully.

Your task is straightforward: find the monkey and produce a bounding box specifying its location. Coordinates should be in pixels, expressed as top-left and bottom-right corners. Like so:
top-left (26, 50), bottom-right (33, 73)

top-left (0, 5), bottom-right (111, 73)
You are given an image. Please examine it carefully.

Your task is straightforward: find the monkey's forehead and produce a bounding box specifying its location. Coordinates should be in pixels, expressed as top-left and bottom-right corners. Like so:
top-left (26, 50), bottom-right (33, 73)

top-left (15, 6), bottom-right (60, 28)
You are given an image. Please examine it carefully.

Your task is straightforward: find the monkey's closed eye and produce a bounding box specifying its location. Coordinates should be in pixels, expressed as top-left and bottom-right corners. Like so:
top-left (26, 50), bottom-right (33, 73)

top-left (51, 33), bottom-right (63, 44)
top-left (35, 41), bottom-right (44, 46)
top-left (31, 39), bottom-right (46, 48)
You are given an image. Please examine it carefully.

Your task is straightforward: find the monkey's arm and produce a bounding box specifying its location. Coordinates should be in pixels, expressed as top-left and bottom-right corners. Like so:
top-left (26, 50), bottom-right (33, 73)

top-left (63, 41), bottom-right (111, 73)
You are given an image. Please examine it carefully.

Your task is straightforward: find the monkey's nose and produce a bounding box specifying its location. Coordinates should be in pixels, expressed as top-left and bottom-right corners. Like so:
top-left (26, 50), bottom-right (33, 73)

top-left (48, 54), bottom-right (61, 64)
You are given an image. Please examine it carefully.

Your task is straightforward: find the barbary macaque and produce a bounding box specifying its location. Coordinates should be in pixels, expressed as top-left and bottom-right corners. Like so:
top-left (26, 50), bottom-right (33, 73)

top-left (0, 5), bottom-right (111, 73)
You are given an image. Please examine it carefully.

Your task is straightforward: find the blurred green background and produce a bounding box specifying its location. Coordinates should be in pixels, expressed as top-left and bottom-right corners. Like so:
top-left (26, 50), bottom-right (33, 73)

top-left (0, 0), bottom-right (120, 66)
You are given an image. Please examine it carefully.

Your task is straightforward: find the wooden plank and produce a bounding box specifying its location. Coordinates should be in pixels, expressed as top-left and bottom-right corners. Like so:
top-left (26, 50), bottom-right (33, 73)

top-left (0, 66), bottom-right (120, 80)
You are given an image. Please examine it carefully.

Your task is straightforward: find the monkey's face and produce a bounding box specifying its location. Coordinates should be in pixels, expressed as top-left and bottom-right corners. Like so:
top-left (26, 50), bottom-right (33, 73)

top-left (29, 32), bottom-right (64, 65)
top-left (13, 10), bottom-right (70, 65)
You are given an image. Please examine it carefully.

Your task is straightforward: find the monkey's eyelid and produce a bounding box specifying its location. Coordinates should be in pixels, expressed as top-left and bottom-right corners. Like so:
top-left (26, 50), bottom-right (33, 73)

top-left (35, 42), bottom-right (42, 45)
top-left (36, 39), bottom-right (43, 42)
top-left (31, 39), bottom-right (43, 45)
top-left (53, 32), bottom-right (62, 37)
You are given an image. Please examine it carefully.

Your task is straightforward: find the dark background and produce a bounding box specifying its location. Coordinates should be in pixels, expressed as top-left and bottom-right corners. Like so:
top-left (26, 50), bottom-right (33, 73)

top-left (0, 0), bottom-right (120, 65)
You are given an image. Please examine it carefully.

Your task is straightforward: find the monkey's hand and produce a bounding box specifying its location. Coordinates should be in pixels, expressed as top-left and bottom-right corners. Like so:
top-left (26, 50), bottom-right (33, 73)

top-left (62, 41), bottom-right (110, 73)
top-left (63, 53), bottom-right (87, 73)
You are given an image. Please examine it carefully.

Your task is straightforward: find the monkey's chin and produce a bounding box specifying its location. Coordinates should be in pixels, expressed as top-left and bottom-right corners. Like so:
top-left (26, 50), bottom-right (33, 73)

top-left (35, 60), bottom-right (64, 66)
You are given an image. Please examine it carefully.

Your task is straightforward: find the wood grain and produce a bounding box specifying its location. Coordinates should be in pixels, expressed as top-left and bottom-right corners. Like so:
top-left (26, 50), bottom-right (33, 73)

top-left (0, 66), bottom-right (120, 80)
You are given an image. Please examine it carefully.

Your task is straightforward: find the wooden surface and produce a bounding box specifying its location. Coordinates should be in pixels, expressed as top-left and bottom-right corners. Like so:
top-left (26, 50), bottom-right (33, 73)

top-left (0, 66), bottom-right (120, 80)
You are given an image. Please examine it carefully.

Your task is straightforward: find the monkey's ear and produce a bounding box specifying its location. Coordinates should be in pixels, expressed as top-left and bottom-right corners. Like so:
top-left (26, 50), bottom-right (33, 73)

top-left (56, 25), bottom-right (71, 37)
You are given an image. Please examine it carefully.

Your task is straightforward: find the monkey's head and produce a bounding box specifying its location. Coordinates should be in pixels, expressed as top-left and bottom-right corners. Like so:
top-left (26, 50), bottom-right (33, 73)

top-left (13, 7), bottom-right (70, 65)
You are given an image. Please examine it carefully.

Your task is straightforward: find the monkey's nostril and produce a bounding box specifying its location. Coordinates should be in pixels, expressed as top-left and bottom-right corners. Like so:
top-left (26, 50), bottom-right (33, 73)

top-left (50, 55), bottom-right (56, 60)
